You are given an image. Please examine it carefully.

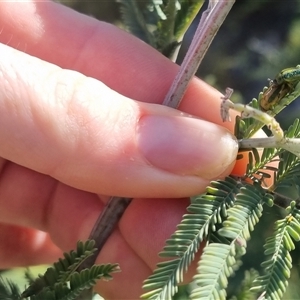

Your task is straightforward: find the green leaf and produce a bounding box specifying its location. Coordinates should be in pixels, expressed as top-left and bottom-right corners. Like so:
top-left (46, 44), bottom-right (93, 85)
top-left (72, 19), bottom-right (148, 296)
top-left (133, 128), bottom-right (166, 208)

top-left (190, 243), bottom-right (240, 300)
top-left (218, 184), bottom-right (267, 241)
top-left (0, 276), bottom-right (22, 300)
top-left (141, 177), bottom-right (241, 299)
top-left (21, 240), bottom-right (97, 298)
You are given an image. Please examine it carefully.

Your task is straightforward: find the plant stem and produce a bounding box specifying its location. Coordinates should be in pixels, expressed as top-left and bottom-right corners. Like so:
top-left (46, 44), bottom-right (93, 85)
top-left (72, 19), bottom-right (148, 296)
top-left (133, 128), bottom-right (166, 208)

top-left (163, 0), bottom-right (235, 108)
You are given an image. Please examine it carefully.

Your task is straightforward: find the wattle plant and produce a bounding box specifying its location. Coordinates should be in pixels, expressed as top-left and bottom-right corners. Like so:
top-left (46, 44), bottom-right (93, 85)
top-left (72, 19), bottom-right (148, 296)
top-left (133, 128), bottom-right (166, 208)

top-left (141, 75), bottom-right (300, 300)
top-left (2, 1), bottom-right (300, 300)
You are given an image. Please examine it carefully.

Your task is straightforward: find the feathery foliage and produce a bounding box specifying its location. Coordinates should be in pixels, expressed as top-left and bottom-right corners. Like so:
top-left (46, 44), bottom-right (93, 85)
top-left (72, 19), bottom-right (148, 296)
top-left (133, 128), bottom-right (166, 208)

top-left (217, 184), bottom-right (272, 241)
top-left (250, 201), bottom-right (300, 299)
top-left (142, 72), bottom-right (300, 299)
top-left (141, 177), bottom-right (240, 299)
top-left (190, 242), bottom-right (240, 300)
top-left (0, 240), bottom-right (119, 300)
top-left (21, 240), bottom-right (99, 297)
top-left (118, 0), bottom-right (204, 58)
top-left (0, 276), bottom-right (22, 300)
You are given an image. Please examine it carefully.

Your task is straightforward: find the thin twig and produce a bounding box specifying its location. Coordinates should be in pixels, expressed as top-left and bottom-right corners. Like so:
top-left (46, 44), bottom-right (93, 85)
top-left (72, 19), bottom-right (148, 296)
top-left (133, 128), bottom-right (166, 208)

top-left (163, 0), bottom-right (235, 108)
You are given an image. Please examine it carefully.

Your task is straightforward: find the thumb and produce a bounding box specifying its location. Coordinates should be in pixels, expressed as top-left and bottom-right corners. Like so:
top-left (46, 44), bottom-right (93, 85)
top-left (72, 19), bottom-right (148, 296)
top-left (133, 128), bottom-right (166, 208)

top-left (0, 44), bottom-right (238, 198)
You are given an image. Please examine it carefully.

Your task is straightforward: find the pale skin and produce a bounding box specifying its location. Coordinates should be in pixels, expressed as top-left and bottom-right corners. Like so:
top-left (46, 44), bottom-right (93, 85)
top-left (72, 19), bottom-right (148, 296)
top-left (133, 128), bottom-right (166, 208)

top-left (0, 1), bottom-right (244, 299)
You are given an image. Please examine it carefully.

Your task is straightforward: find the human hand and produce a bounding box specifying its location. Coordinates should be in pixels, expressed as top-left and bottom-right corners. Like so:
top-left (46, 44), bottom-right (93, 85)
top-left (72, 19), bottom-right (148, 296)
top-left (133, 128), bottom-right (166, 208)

top-left (0, 1), bottom-right (241, 298)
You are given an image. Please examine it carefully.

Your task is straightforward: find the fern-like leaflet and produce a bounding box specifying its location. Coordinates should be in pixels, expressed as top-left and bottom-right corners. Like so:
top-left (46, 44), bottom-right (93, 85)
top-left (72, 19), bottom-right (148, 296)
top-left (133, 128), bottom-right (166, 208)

top-left (0, 240), bottom-right (119, 300)
top-left (142, 73), bottom-right (300, 299)
top-left (118, 0), bottom-right (203, 58)
top-left (190, 241), bottom-right (239, 300)
top-left (0, 276), bottom-right (21, 300)
top-left (141, 177), bottom-right (242, 299)
top-left (251, 201), bottom-right (300, 300)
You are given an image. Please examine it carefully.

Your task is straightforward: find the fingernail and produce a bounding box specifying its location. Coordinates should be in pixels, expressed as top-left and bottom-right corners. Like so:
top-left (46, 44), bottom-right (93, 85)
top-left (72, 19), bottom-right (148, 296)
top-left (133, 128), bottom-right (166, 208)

top-left (137, 115), bottom-right (238, 179)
